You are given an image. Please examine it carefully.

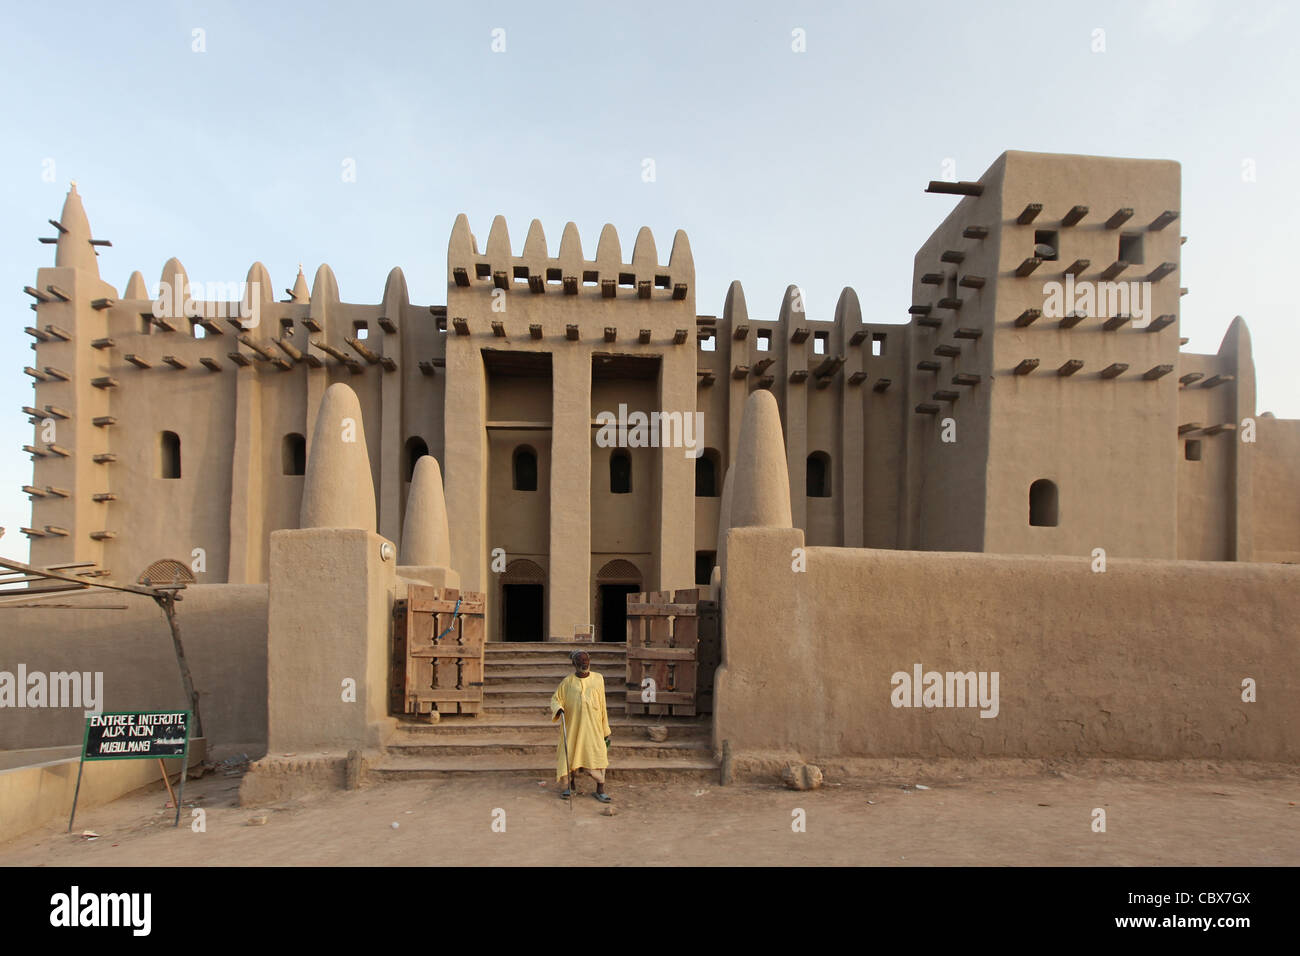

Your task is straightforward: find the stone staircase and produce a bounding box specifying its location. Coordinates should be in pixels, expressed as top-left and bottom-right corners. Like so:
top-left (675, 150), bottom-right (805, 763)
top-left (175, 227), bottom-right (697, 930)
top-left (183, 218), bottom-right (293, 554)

top-left (373, 642), bottom-right (718, 783)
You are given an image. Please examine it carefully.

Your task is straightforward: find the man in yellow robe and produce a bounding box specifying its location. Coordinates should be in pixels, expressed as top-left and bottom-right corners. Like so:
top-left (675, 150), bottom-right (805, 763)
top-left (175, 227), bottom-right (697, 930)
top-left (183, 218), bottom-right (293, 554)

top-left (550, 649), bottom-right (612, 802)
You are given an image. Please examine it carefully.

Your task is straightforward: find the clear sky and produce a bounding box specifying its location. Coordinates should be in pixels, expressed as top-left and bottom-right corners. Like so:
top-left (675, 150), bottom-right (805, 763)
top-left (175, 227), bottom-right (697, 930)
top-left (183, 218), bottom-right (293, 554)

top-left (1, 0), bottom-right (1296, 561)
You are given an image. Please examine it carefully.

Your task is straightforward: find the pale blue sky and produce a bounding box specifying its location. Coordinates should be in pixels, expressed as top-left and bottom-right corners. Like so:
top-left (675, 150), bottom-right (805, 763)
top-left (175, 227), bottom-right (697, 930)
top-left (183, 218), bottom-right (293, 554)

top-left (2, 0), bottom-right (1296, 560)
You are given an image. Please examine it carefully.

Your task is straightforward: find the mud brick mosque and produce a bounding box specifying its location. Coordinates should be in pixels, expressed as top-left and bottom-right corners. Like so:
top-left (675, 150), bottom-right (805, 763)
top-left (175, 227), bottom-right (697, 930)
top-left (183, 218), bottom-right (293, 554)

top-left (19, 150), bottom-right (1300, 644)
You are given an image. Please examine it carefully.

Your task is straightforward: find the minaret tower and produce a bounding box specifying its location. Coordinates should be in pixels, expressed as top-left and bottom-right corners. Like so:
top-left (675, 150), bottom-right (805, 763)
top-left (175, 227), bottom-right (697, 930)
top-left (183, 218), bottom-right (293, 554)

top-left (23, 184), bottom-right (118, 573)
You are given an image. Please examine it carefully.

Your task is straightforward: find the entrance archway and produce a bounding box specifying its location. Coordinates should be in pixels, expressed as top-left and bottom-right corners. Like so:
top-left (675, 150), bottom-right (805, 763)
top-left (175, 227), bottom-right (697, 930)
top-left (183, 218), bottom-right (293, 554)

top-left (501, 559), bottom-right (545, 642)
top-left (595, 559), bottom-right (642, 644)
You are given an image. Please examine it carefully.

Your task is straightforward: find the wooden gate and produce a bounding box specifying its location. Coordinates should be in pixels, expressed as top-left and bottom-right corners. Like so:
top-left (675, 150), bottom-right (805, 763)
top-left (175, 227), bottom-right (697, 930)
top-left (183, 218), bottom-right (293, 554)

top-left (391, 586), bottom-right (485, 716)
top-left (625, 587), bottom-right (699, 717)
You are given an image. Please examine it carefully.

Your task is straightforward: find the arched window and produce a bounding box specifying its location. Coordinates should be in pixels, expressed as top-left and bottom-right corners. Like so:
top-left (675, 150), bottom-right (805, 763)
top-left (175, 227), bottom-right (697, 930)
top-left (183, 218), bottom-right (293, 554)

top-left (695, 448), bottom-right (721, 497)
top-left (610, 450), bottom-right (632, 494)
top-left (403, 436), bottom-right (429, 483)
top-left (1029, 479), bottom-right (1058, 527)
top-left (513, 445), bottom-right (538, 491)
top-left (806, 451), bottom-right (831, 498)
top-left (282, 433), bottom-right (305, 476)
top-left (160, 431), bottom-right (181, 479)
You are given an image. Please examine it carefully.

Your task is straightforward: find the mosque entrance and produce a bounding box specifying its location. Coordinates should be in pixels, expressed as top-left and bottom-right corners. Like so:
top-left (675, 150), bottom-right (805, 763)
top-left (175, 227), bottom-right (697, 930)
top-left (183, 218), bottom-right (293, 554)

top-left (598, 584), bottom-right (639, 642)
top-left (594, 559), bottom-right (643, 642)
top-left (502, 583), bottom-right (543, 642)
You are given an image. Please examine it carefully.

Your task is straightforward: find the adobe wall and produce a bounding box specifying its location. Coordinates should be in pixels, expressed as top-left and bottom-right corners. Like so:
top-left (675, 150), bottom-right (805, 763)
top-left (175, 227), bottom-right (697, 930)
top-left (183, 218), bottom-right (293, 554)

top-left (0, 584), bottom-right (268, 753)
top-left (1253, 417), bottom-right (1300, 564)
top-left (714, 527), bottom-right (1300, 763)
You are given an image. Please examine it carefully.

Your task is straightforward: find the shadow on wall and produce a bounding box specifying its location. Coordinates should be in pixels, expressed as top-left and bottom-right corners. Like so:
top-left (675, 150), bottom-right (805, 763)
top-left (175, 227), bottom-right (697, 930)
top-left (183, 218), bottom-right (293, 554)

top-left (0, 584), bottom-right (268, 754)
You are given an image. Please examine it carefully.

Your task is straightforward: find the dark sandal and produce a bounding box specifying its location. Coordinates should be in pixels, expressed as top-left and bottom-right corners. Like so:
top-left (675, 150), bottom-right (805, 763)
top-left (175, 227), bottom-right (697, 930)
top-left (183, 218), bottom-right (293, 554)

top-left (593, 792), bottom-right (612, 803)
top-left (560, 788), bottom-right (572, 799)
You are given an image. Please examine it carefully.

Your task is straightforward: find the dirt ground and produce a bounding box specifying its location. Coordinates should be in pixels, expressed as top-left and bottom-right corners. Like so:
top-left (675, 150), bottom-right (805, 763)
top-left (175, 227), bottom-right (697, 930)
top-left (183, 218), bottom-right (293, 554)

top-left (4, 761), bottom-right (1298, 867)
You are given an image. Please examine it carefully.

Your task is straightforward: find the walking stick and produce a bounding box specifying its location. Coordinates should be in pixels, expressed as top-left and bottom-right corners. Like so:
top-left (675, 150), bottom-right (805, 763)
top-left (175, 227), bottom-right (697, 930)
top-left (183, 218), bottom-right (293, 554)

top-left (560, 709), bottom-right (573, 813)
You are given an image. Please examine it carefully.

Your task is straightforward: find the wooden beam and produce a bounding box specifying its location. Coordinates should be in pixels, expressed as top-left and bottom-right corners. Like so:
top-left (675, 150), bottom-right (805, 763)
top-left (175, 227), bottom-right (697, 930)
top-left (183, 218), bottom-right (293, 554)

top-left (940, 250), bottom-right (965, 264)
top-left (1178, 372), bottom-right (1203, 387)
top-left (1013, 308), bottom-right (1041, 328)
top-left (1016, 203), bottom-right (1043, 225)
top-left (1105, 208), bottom-right (1134, 229)
top-left (953, 327), bottom-right (982, 340)
top-left (952, 372), bottom-right (981, 386)
top-left (1058, 311), bottom-right (1086, 329)
top-left (958, 275), bottom-right (985, 289)
top-left (1200, 373), bottom-right (1233, 388)
top-left (926, 180), bottom-right (983, 196)
top-left (1061, 205), bottom-right (1088, 227)
top-left (1148, 210), bottom-right (1179, 231)
top-left (1144, 364), bottom-right (1175, 381)
top-left (1063, 258), bottom-right (1090, 276)
top-left (962, 225), bottom-right (988, 239)
top-left (1057, 359), bottom-right (1084, 377)
top-left (1100, 362), bottom-right (1129, 379)
top-left (1147, 262), bottom-right (1177, 282)
top-left (1146, 314), bottom-right (1176, 333)
top-left (1102, 314), bottom-right (1131, 331)
top-left (1014, 258), bottom-right (1041, 277)
top-left (566, 325), bottom-right (579, 341)
top-left (934, 343), bottom-right (961, 357)
top-left (529, 324), bottom-right (543, 340)
top-left (872, 378), bottom-right (892, 392)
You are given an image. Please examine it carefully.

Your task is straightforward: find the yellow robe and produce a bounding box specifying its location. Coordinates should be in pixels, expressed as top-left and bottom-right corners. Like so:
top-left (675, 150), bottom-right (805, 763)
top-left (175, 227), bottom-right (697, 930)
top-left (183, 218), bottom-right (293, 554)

top-left (550, 672), bottom-right (611, 781)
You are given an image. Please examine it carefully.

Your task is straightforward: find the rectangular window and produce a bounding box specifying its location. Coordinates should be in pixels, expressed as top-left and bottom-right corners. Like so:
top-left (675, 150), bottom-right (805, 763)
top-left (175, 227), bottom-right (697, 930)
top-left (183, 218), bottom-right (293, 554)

top-left (1035, 229), bottom-right (1059, 261)
top-left (872, 332), bottom-right (886, 357)
top-left (353, 321), bottom-right (369, 340)
top-left (757, 330), bottom-right (771, 352)
top-left (813, 331), bottom-right (828, 355)
top-left (1185, 439), bottom-right (1202, 461)
top-left (1119, 233), bottom-right (1144, 265)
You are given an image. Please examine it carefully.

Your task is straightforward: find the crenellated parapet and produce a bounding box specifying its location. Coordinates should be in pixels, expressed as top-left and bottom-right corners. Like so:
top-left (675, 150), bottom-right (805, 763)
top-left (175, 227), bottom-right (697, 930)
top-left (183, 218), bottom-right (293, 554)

top-left (447, 215), bottom-right (694, 313)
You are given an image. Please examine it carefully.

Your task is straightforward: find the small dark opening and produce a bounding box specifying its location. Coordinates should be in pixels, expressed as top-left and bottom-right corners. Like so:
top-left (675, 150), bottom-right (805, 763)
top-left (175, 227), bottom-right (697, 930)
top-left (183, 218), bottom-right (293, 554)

top-left (282, 433), bottom-right (305, 476)
top-left (806, 452), bottom-right (831, 498)
top-left (695, 551), bottom-right (716, 586)
top-left (599, 584), bottom-right (639, 643)
top-left (1034, 229), bottom-right (1059, 261)
top-left (1185, 440), bottom-right (1202, 461)
top-left (1119, 233), bottom-right (1144, 265)
top-left (513, 445), bottom-right (538, 491)
top-left (502, 584), bottom-right (544, 642)
top-left (1029, 478), bottom-right (1059, 526)
top-left (695, 453), bottom-right (717, 497)
top-left (160, 431), bottom-right (181, 479)
top-left (610, 450), bottom-right (632, 494)
top-left (403, 436), bottom-right (429, 482)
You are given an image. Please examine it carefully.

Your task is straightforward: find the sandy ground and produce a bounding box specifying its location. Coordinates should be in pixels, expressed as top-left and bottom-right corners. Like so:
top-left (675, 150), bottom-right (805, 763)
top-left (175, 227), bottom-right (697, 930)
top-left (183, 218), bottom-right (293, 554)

top-left (3, 764), bottom-right (1298, 866)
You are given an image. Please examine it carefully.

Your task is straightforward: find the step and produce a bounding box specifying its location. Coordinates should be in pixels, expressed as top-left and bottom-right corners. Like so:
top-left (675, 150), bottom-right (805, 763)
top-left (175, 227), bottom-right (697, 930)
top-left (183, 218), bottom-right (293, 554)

top-left (370, 752), bottom-right (718, 782)
top-left (385, 738), bottom-right (711, 759)
top-left (485, 642), bottom-right (627, 652)
top-left (484, 701), bottom-right (628, 714)
top-left (393, 714), bottom-right (709, 736)
top-left (485, 664), bottom-right (625, 680)
top-left (486, 686), bottom-right (631, 697)
top-left (483, 652), bottom-right (625, 666)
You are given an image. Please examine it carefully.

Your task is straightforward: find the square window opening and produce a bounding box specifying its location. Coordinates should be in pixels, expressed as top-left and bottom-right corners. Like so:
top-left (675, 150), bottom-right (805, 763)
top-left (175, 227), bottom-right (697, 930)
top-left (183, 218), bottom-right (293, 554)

top-left (1034, 229), bottom-right (1059, 261)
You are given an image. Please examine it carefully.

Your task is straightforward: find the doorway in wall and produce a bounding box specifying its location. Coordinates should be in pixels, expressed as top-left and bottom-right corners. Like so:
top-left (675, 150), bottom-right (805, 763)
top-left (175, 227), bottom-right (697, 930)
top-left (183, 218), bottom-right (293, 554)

top-left (594, 559), bottom-right (642, 643)
top-left (501, 558), bottom-right (545, 641)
